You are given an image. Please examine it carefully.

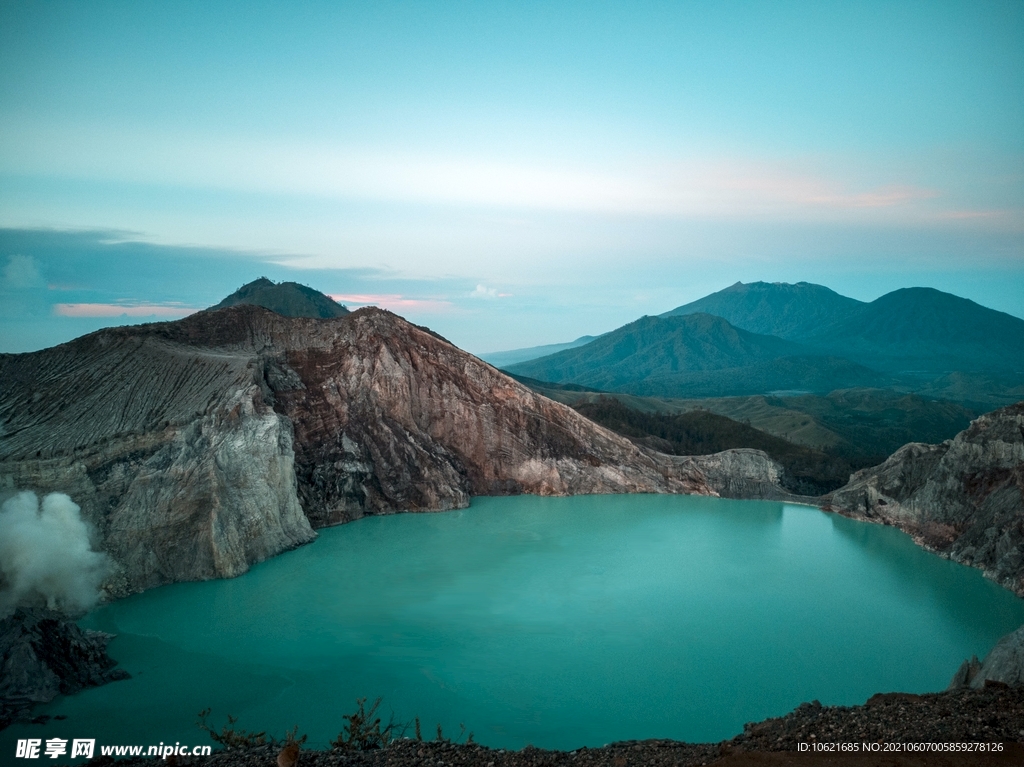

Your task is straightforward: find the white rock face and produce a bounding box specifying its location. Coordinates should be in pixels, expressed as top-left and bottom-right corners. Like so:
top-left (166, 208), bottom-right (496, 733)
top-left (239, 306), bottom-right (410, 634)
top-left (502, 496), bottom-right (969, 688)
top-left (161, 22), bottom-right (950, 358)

top-left (1, 375), bottom-right (315, 597)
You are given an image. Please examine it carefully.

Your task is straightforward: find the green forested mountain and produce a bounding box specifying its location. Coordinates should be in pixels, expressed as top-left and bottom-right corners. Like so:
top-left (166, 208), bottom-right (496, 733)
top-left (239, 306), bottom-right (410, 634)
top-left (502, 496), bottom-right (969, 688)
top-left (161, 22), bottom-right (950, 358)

top-left (505, 282), bottom-right (1024, 402)
top-left (507, 313), bottom-right (889, 397)
top-left (520, 382), bottom-right (977, 479)
top-left (571, 396), bottom-right (857, 495)
top-left (805, 287), bottom-right (1024, 374)
top-left (661, 281), bottom-right (863, 339)
top-left (508, 313), bottom-right (802, 389)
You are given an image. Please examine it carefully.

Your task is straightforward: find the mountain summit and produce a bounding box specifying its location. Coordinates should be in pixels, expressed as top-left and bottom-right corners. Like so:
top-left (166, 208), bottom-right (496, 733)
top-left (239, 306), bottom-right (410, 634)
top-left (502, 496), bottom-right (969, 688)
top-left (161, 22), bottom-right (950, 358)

top-left (661, 281), bottom-right (863, 340)
top-left (212, 277), bottom-right (349, 318)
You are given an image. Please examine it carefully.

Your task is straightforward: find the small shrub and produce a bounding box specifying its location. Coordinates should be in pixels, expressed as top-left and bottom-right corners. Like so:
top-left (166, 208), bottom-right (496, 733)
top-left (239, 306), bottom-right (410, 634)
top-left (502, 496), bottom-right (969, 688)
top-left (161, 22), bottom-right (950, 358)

top-left (283, 724), bottom-right (308, 748)
top-left (434, 722), bottom-right (474, 745)
top-left (332, 697), bottom-right (402, 751)
top-left (195, 709), bottom-right (306, 750)
top-left (196, 709), bottom-right (267, 749)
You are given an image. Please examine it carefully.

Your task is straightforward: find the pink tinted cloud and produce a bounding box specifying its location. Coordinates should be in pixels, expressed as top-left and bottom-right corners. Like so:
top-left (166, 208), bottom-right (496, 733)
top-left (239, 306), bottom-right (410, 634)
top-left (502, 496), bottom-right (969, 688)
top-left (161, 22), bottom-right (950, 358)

top-left (54, 303), bottom-right (199, 318)
top-left (331, 294), bottom-right (454, 313)
top-left (706, 166), bottom-right (940, 211)
top-left (936, 209), bottom-right (1005, 220)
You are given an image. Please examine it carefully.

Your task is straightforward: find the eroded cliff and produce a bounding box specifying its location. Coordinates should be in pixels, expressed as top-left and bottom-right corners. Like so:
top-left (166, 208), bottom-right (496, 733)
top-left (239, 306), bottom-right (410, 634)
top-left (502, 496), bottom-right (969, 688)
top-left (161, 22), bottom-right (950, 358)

top-left (1, 306), bottom-right (787, 598)
top-left (825, 402), bottom-right (1024, 594)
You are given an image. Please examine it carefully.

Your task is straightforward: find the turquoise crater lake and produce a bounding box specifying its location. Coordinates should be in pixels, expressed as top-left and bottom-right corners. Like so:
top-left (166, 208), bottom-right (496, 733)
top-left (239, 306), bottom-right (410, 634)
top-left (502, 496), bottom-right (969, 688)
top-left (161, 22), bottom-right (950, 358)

top-left (6, 495), bottom-right (1024, 755)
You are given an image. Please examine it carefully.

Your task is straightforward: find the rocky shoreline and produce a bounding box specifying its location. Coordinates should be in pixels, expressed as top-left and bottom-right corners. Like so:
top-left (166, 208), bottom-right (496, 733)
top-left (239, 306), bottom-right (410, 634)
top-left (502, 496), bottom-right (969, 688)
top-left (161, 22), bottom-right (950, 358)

top-left (58, 686), bottom-right (1024, 766)
top-left (824, 402), bottom-right (1024, 597)
top-left (0, 608), bottom-right (128, 729)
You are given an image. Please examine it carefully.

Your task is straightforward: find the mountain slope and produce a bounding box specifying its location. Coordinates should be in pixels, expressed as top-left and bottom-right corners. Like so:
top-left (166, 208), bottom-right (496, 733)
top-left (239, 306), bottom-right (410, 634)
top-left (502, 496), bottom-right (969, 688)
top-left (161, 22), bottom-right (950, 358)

top-left (663, 281), bottom-right (1024, 376)
top-left (572, 397), bottom-right (855, 495)
top-left (615, 355), bottom-right (888, 399)
top-left (506, 313), bottom-right (890, 397)
top-left (807, 287), bottom-right (1024, 374)
top-left (514, 383), bottom-right (977, 468)
top-left (0, 306), bottom-right (790, 597)
top-left (212, 277), bottom-right (350, 318)
top-left (662, 281), bottom-right (863, 339)
top-left (507, 313), bottom-right (804, 388)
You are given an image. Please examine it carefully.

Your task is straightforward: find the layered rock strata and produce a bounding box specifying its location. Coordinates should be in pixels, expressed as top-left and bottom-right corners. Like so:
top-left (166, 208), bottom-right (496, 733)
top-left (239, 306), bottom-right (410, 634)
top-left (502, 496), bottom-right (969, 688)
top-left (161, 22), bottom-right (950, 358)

top-left (824, 402), bottom-right (1024, 594)
top-left (1, 306), bottom-right (785, 598)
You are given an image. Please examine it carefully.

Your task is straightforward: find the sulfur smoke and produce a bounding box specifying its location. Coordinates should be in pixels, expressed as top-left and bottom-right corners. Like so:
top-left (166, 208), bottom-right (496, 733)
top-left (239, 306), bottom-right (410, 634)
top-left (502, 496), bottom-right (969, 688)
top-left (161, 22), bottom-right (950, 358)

top-left (0, 491), bottom-right (111, 617)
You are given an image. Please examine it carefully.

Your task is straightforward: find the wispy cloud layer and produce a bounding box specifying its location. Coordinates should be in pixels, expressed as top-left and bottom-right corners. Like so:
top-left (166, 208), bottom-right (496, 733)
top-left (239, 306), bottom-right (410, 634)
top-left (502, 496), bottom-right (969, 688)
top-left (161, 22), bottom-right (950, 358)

top-left (330, 294), bottom-right (454, 313)
top-left (3, 118), bottom-right (1013, 229)
top-left (53, 302), bottom-right (199, 318)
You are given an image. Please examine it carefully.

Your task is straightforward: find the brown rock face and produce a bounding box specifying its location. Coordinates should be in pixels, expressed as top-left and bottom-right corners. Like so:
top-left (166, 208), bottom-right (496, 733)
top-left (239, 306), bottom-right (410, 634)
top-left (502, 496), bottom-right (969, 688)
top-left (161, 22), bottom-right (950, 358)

top-left (825, 401), bottom-right (1024, 594)
top-left (271, 309), bottom-right (716, 526)
top-left (1, 306), bottom-right (788, 597)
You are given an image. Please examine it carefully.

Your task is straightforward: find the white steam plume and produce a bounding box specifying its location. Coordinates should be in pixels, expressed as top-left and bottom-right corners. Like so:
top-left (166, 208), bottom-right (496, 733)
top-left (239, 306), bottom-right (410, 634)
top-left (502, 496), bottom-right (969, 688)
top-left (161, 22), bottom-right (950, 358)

top-left (0, 491), bottom-right (111, 616)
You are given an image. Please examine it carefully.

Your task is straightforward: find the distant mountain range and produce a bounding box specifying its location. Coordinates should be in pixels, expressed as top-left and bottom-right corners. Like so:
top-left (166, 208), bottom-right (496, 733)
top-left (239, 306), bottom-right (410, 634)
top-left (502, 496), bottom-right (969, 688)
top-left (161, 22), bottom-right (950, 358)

top-left (504, 281), bottom-right (1024, 404)
top-left (480, 335), bottom-right (599, 368)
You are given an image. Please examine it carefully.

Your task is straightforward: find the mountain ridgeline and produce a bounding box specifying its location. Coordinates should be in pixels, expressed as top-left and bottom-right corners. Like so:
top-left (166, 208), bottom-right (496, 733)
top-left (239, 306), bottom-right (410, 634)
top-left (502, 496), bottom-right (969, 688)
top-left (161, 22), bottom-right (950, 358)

top-left (506, 281), bottom-right (1024, 406)
top-left (0, 286), bottom-right (796, 599)
top-left (661, 280), bottom-right (863, 339)
top-left (1, 277), bottom-right (1020, 599)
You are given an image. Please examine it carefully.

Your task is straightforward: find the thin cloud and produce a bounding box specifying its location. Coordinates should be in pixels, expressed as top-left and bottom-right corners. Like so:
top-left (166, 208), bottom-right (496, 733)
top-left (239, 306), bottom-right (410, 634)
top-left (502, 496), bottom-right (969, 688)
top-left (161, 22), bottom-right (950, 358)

top-left (936, 209), bottom-right (1010, 221)
top-left (2, 255), bottom-right (44, 289)
top-left (470, 284), bottom-right (512, 299)
top-left (54, 302), bottom-right (199, 318)
top-left (2, 119), bottom-right (965, 223)
top-left (330, 293), bottom-right (454, 313)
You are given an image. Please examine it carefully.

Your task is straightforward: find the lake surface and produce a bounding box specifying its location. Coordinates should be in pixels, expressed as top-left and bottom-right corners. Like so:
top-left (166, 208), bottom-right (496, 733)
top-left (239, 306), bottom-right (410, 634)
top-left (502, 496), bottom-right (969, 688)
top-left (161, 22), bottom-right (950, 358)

top-left (6, 494), bottom-right (1024, 756)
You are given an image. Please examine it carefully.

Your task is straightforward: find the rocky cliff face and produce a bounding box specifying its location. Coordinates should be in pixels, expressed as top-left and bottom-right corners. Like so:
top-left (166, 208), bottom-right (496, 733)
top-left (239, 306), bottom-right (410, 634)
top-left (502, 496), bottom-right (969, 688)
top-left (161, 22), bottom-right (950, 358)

top-left (950, 623), bottom-right (1024, 689)
top-left (825, 402), bottom-right (1024, 594)
top-left (1, 306), bottom-right (787, 598)
top-left (0, 608), bottom-right (129, 728)
top-left (0, 323), bottom-right (316, 597)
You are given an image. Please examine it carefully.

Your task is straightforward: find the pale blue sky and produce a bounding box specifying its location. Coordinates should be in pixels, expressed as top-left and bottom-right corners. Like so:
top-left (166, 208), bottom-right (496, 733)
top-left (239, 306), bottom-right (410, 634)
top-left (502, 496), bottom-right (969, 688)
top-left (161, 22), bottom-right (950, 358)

top-left (1, 1), bottom-right (1022, 353)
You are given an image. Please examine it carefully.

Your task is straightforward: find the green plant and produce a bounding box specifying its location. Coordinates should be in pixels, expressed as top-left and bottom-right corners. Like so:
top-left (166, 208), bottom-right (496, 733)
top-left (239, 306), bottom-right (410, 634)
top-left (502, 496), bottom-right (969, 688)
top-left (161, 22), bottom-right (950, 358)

top-left (434, 722), bottom-right (474, 745)
top-left (196, 709), bottom-right (267, 749)
top-left (331, 697), bottom-right (402, 750)
top-left (195, 709), bottom-right (306, 750)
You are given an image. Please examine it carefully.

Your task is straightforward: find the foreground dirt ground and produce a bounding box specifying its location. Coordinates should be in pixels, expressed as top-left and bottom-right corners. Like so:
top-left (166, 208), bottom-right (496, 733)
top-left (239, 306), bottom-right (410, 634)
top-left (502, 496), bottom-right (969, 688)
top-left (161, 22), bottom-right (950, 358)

top-left (71, 686), bottom-right (1024, 767)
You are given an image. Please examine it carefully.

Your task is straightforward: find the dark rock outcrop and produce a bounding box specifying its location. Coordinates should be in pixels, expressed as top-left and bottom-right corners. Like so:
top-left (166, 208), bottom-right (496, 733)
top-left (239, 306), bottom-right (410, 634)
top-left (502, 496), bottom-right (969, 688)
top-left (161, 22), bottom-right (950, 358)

top-left (0, 608), bottom-right (128, 728)
top-left (824, 402), bottom-right (1024, 594)
top-left (0, 306), bottom-right (787, 597)
top-left (212, 277), bottom-right (350, 317)
top-left (950, 623), bottom-right (1024, 689)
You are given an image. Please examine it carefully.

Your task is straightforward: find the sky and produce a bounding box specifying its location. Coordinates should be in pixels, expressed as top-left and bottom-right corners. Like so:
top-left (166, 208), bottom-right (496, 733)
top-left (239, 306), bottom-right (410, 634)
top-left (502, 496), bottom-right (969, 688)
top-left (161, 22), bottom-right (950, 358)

top-left (1, 0), bottom-right (1022, 354)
